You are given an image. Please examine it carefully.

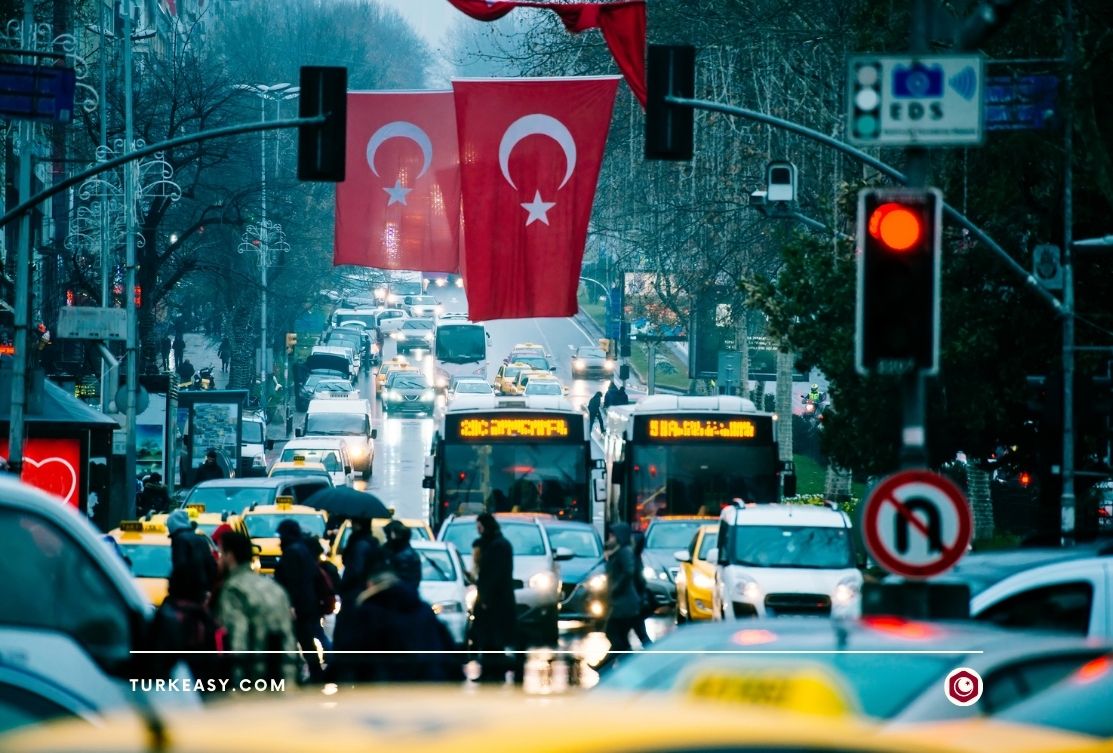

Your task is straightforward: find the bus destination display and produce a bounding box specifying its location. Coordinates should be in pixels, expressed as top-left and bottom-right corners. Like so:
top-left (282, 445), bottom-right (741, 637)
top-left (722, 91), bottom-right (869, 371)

top-left (635, 415), bottom-right (773, 442)
top-left (447, 414), bottom-right (583, 442)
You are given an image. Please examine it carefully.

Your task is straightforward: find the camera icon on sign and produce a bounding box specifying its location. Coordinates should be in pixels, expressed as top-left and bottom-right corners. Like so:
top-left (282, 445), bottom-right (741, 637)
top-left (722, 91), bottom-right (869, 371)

top-left (944, 667), bottom-right (983, 706)
top-left (892, 62), bottom-right (945, 98)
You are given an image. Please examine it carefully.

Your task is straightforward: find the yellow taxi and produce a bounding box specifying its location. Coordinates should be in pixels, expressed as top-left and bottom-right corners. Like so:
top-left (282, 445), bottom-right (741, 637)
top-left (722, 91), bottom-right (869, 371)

top-left (6, 685), bottom-right (1105, 753)
top-left (674, 523), bottom-right (719, 622)
top-left (235, 498), bottom-right (329, 575)
top-left (328, 516), bottom-right (434, 569)
top-left (376, 355), bottom-right (411, 388)
top-left (494, 361), bottom-right (532, 395)
top-left (521, 373), bottom-right (567, 397)
top-left (107, 520), bottom-right (173, 606)
top-left (181, 502), bottom-right (241, 539)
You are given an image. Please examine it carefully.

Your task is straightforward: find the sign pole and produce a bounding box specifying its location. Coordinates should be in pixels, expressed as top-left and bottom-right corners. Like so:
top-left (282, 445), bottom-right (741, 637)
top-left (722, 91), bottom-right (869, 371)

top-left (123, 1), bottom-right (139, 518)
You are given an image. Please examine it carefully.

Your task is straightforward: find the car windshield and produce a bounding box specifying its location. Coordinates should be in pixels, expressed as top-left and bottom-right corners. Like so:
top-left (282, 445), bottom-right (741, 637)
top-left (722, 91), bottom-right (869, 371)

top-left (336, 314), bottom-right (376, 328)
top-left (315, 382), bottom-right (354, 395)
top-left (454, 381), bottom-right (490, 394)
top-left (514, 356), bottom-right (550, 371)
top-left (241, 421), bottom-right (265, 444)
top-left (578, 348), bottom-right (606, 359)
top-left (280, 449), bottom-right (343, 471)
top-left (546, 528), bottom-right (601, 558)
top-left (442, 521), bottom-right (546, 557)
top-left (730, 525), bottom-right (854, 568)
top-left (645, 521), bottom-right (707, 551)
top-left (403, 319), bottom-right (434, 330)
top-left (526, 381), bottom-right (562, 395)
top-left (304, 412), bottom-right (369, 436)
top-left (418, 549), bottom-right (457, 582)
top-left (118, 543), bottom-right (172, 579)
top-left (411, 296), bottom-right (436, 305)
top-left (244, 514), bottom-right (326, 539)
top-left (184, 486), bottom-right (273, 514)
top-left (390, 375), bottom-right (428, 390)
top-left (304, 371), bottom-right (346, 386)
top-left (697, 530), bottom-right (719, 559)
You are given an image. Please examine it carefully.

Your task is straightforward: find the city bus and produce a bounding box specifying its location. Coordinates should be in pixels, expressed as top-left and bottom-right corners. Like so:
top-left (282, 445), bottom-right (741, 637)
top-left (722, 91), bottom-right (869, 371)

top-left (432, 320), bottom-right (489, 390)
top-left (424, 395), bottom-right (605, 536)
top-left (603, 395), bottom-right (794, 531)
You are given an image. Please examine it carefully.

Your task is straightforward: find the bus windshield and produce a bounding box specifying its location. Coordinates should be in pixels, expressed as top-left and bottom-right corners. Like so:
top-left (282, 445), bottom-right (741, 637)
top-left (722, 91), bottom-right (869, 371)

top-left (629, 444), bottom-right (779, 524)
top-left (442, 444), bottom-right (587, 521)
top-left (436, 325), bottom-right (486, 363)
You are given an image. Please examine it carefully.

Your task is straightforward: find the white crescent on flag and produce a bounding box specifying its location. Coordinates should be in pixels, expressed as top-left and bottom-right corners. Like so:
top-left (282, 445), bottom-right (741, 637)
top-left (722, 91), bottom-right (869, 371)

top-left (366, 121), bottom-right (434, 178)
top-left (497, 113), bottom-right (577, 191)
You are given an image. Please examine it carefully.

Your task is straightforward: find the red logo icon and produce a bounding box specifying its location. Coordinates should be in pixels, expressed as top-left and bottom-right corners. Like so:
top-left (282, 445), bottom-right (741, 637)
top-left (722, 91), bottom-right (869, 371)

top-left (944, 667), bottom-right (983, 706)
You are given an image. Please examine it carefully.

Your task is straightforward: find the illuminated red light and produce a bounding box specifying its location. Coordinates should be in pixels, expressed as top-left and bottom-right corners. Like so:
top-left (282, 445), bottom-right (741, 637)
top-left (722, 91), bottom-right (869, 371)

top-left (868, 203), bottom-right (923, 252)
top-left (731, 629), bottom-right (777, 646)
top-left (1073, 656), bottom-right (1111, 684)
top-left (862, 615), bottom-right (939, 640)
top-left (1018, 471), bottom-right (1032, 488)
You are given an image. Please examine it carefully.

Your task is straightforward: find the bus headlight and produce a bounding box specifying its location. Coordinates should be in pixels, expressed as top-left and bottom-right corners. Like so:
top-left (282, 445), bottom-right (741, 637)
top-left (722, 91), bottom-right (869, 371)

top-left (587, 574), bottom-right (607, 593)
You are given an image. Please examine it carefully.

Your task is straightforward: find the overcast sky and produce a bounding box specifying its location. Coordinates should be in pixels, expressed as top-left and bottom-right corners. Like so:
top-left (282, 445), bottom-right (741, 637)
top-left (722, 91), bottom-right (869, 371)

top-left (380, 0), bottom-right (462, 48)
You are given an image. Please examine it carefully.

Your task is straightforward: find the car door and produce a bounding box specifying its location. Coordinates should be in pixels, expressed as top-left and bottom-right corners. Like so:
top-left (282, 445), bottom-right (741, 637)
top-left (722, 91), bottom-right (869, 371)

top-left (972, 560), bottom-right (1111, 638)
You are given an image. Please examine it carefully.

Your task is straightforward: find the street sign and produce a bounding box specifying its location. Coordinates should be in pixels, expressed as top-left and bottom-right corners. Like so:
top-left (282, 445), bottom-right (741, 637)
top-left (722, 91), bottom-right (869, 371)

top-left (0, 63), bottom-right (76, 123)
top-left (848, 54), bottom-right (985, 146)
top-left (986, 75), bottom-right (1058, 132)
top-left (56, 307), bottom-right (127, 340)
top-left (115, 384), bottom-right (149, 414)
top-left (862, 469), bottom-right (972, 579)
top-left (1032, 243), bottom-right (1063, 291)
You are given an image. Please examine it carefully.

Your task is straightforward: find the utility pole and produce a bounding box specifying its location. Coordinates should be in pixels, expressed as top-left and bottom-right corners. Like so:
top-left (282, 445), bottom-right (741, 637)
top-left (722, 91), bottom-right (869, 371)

top-left (98, 0), bottom-right (113, 414)
top-left (1059, 0), bottom-right (1076, 539)
top-left (123, 0), bottom-right (139, 516)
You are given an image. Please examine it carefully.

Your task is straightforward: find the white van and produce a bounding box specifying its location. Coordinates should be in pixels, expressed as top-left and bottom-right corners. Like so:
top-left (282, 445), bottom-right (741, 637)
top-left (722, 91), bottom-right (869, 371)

top-left (239, 412), bottom-right (268, 477)
top-left (298, 398), bottom-right (376, 478)
top-left (714, 502), bottom-right (861, 620)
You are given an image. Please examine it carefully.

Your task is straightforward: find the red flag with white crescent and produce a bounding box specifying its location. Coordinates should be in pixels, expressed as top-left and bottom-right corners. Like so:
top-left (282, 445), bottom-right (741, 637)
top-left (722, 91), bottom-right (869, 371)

top-left (453, 77), bottom-right (618, 320)
top-left (334, 91), bottom-right (461, 272)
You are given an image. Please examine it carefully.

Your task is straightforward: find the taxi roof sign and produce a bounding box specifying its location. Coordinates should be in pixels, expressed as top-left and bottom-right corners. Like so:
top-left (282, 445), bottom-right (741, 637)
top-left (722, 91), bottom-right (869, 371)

top-left (276, 495), bottom-right (294, 508)
top-left (186, 503), bottom-right (206, 513)
top-left (119, 521), bottom-right (144, 533)
top-left (683, 667), bottom-right (855, 718)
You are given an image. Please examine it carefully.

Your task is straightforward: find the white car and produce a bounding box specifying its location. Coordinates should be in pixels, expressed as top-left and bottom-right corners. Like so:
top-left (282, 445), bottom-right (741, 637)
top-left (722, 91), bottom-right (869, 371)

top-left (714, 502), bottom-right (862, 620)
top-left (274, 436), bottom-right (358, 488)
top-left (298, 398), bottom-right (376, 478)
top-left (413, 540), bottom-right (469, 646)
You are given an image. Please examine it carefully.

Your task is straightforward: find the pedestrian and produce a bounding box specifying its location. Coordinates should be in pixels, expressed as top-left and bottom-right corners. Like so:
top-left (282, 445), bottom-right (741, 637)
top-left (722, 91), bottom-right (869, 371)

top-left (383, 520), bottom-right (422, 588)
top-left (631, 534), bottom-right (654, 648)
top-left (172, 332), bottom-right (186, 371)
top-left (162, 335), bottom-right (172, 371)
top-left (602, 523), bottom-right (641, 662)
top-left (587, 390), bottom-right (604, 434)
top-left (166, 509), bottom-right (217, 603)
top-left (330, 545), bottom-right (456, 683)
top-left (176, 358), bottom-right (195, 384)
top-left (218, 337), bottom-right (231, 373)
top-left (273, 519), bottom-right (325, 683)
top-left (615, 384), bottom-right (630, 406)
top-left (339, 517), bottom-right (381, 602)
top-left (306, 536), bottom-right (338, 656)
top-left (471, 512), bottom-right (516, 683)
top-left (136, 472), bottom-right (171, 516)
top-left (603, 381), bottom-right (620, 409)
top-left (213, 531), bottom-right (298, 686)
top-left (193, 449), bottom-right (226, 485)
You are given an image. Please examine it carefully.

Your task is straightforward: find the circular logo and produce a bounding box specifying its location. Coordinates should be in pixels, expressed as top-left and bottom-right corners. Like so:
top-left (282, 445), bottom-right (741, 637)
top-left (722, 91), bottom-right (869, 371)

top-left (944, 667), bottom-right (983, 707)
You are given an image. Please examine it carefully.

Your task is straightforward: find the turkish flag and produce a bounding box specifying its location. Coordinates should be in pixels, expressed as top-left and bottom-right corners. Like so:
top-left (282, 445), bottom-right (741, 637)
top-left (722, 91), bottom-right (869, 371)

top-left (334, 91), bottom-right (461, 272)
top-left (453, 77), bottom-right (618, 320)
top-left (445, 1), bottom-right (646, 106)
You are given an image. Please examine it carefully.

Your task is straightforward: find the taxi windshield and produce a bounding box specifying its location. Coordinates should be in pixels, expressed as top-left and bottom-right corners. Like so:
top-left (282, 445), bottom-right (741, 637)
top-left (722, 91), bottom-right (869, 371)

top-left (697, 530), bottom-right (719, 559)
top-left (514, 356), bottom-right (550, 371)
top-left (244, 514), bottom-right (326, 539)
top-left (185, 486), bottom-right (273, 514)
top-left (578, 348), bottom-right (607, 359)
top-left (730, 526), bottom-right (854, 569)
top-left (118, 543), bottom-right (172, 579)
top-left (279, 449), bottom-right (343, 471)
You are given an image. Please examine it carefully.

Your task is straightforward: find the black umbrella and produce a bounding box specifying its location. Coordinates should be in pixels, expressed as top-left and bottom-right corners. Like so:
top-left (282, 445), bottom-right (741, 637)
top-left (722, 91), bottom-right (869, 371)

top-left (303, 486), bottom-right (391, 519)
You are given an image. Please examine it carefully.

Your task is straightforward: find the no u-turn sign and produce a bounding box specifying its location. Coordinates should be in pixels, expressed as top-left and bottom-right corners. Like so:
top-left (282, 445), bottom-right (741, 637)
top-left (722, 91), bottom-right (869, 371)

top-left (862, 470), bottom-right (973, 579)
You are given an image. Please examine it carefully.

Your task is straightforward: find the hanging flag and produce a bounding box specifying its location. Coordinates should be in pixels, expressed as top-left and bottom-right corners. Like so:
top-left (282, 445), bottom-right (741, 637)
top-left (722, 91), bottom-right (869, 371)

top-left (445, 1), bottom-right (646, 106)
top-left (453, 76), bottom-right (618, 320)
top-left (334, 91), bottom-right (461, 272)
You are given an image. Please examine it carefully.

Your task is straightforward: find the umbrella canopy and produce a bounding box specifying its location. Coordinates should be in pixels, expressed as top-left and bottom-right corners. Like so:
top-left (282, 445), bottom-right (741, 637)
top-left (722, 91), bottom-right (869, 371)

top-left (303, 486), bottom-right (391, 519)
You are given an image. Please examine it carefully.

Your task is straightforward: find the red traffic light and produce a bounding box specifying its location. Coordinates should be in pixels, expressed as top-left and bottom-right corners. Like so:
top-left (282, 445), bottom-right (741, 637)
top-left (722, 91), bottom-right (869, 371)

top-left (1018, 471), bottom-right (1032, 488)
top-left (868, 202), bottom-right (923, 251)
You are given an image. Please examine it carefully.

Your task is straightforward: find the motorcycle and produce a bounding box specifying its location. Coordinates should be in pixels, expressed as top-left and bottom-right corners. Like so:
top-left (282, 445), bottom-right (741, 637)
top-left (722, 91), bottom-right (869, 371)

top-left (191, 365), bottom-right (216, 390)
top-left (801, 393), bottom-right (827, 427)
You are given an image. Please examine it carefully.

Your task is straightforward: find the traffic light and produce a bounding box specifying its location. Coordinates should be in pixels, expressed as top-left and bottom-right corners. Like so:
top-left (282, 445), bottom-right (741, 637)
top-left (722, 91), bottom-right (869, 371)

top-left (285, 332), bottom-right (297, 354)
top-left (619, 320), bottom-right (632, 358)
top-left (297, 66), bottom-right (347, 182)
top-left (645, 45), bottom-right (695, 161)
top-left (855, 187), bottom-right (942, 376)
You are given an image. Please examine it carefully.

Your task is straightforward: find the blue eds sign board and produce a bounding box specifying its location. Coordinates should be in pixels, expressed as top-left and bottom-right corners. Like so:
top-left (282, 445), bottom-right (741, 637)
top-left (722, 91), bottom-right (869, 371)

top-left (0, 63), bottom-right (76, 123)
top-left (985, 75), bottom-right (1058, 132)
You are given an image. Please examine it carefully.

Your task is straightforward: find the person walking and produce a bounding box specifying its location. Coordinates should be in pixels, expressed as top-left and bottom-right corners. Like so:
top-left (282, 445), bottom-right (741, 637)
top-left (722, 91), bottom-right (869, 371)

top-left (273, 520), bottom-right (325, 683)
top-left (603, 381), bottom-right (620, 410)
top-left (587, 390), bottom-right (604, 434)
top-left (330, 546), bottom-right (455, 683)
top-left (218, 337), bottom-right (231, 373)
top-left (214, 531), bottom-right (298, 685)
top-left (471, 512), bottom-right (516, 683)
top-left (384, 520), bottom-right (422, 589)
top-left (193, 449), bottom-right (226, 485)
top-left (166, 509), bottom-right (217, 603)
top-left (603, 523), bottom-right (641, 661)
top-left (339, 517), bottom-right (381, 602)
top-left (136, 472), bottom-right (171, 517)
top-left (161, 335), bottom-right (172, 371)
top-left (172, 332), bottom-right (186, 371)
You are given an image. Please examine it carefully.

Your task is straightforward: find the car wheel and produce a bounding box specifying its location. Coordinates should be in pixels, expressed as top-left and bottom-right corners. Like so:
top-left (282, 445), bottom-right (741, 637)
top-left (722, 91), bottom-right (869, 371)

top-left (363, 465), bottom-right (372, 480)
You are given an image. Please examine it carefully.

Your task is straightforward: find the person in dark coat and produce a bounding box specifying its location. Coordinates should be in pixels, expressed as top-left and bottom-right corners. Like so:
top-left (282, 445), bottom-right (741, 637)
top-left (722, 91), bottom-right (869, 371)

top-left (615, 384), bottom-right (630, 406)
top-left (136, 472), bottom-right (171, 516)
top-left (471, 512), bottom-right (516, 683)
top-left (273, 519), bottom-right (324, 683)
top-left (172, 332), bottom-right (186, 371)
top-left (161, 336), bottom-right (172, 371)
top-left (631, 534), bottom-right (654, 647)
top-left (217, 337), bottom-right (231, 373)
top-left (603, 381), bottom-right (620, 409)
top-left (384, 520), bottom-right (422, 588)
top-left (193, 449), bottom-right (226, 485)
top-left (330, 546), bottom-right (456, 683)
top-left (166, 509), bottom-right (217, 603)
top-left (587, 391), bottom-right (604, 434)
top-left (339, 517), bottom-right (381, 602)
top-left (604, 523), bottom-right (641, 660)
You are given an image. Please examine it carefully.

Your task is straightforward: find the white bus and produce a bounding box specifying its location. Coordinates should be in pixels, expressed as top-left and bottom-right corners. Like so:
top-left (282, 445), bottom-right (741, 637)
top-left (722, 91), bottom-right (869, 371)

top-left (432, 320), bottom-right (489, 390)
top-left (424, 395), bottom-right (606, 537)
top-left (603, 395), bottom-right (795, 531)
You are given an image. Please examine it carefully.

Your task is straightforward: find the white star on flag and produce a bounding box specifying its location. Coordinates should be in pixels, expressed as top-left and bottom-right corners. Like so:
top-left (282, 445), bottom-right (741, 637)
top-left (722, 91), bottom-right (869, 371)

top-left (520, 190), bottom-right (556, 226)
top-left (383, 179), bottom-right (412, 206)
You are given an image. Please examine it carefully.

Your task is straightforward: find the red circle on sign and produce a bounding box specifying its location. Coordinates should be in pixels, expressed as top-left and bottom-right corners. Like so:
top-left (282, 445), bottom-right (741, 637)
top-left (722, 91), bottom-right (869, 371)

top-left (862, 470), bottom-right (972, 579)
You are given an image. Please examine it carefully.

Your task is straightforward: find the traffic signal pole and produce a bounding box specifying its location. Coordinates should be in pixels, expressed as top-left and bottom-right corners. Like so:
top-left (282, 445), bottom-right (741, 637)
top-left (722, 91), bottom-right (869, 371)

top-left (1059, 0), bottom-right (1076, 540)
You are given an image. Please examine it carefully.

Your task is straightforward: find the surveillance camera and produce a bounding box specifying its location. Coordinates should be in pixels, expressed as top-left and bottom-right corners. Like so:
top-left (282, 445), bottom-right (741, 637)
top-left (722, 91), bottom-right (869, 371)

top-left (748, 190), bottom-right (767, 207)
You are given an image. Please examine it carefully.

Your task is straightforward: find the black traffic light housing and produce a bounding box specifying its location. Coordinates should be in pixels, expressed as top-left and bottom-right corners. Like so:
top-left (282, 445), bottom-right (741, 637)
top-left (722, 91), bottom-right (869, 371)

top-left (645, 45), bottom-right (695, 161)
top-left (298, 66), bottom-right (348, 182)
top-left (619, 320), bottom-right (632, 358)
top-left (855, 187), bottom-right (942, 376)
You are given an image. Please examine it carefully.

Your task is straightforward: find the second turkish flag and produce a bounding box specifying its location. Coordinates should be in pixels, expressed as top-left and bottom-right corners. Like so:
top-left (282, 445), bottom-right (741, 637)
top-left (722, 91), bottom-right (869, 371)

top-left (335, 91), bottom-right (461, 272)
top-left (453, 77), bottom-right (619, 320)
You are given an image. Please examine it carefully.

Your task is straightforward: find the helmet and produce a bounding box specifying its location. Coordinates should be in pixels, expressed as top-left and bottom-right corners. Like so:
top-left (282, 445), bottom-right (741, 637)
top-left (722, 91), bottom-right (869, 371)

top-left (810, 384), bottom-right (818, 390)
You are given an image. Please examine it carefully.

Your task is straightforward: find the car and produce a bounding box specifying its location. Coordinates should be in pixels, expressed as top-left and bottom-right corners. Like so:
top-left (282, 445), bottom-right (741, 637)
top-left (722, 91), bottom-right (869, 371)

top-left (493, 361), bottom-right (531, 395)
top-left (541, 520), bottom-right (608, 631)
top-left (507, 353), bottom-right (556, 374)
top-left (412, 540), bottom-right (469, 647)
top-left (716, 502), bottom-right (862, 619)
top-left (674, 523), bottom-right (719, 623)
top-left (108, 520), bottom-right (175, 606)
top-left (299, 398), bottom-right (377, 478)
top-left (508, 342), bottom-right (548, 359)
top-left (298, 371), bottom-right (350, 411)
top-left (403, 294), bottom-right (441, 318)
top-left (511, 368), bottom-right (551, 396)
top-left (990, 652), bottom-right (1113, 737)
top-left (523, 375), bottom-right (565, 397)
top-left (438, 513), bottom-right (573, 647)
top-left (376, 355), bottom-right (412, 388)
top-left (275, 437), bottom-right (357, 488)
top-left (235, 500), bottom-right (329, 575)
top-left (181, 477), bottom-right (332, 516)
top-left (239, 412), bottom-right (269, 477)
top-left (391, 317), bottom-right (436, 355)
top-left (640, 516), bottom-right (718, 614)
top-left (570, 345), bottom-right (615, 379)
top-left (597, 617), bottom-right (1110, 725)
top-left (268, 459), bottom-right (336, 486)
top-left (372, 307), bottom-right (408, 338)
top-left (324, 329), bottom-right (366, 372)
top-left (308, 344), bottom-right (356, 380)
top-left (329, 518), bottom-right (435, 569)
top-left (312, 379), bottom-right (359, 400)
top-left (382, 370), bottom-right (436, 416)
top-left (448, 376), bottom-right (494, 399)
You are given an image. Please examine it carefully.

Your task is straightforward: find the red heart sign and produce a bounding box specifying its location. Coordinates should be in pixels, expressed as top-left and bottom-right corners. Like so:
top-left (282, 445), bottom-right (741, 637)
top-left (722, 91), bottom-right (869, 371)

top-left (0, 438), bottom-right (81, 507)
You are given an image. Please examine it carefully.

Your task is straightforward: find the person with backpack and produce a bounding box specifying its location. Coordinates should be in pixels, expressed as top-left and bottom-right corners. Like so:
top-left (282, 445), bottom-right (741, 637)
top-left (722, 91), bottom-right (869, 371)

top-left (214, 532), bottom-right (298, 685)
top-left (273, 520), bottom-right (324, 683)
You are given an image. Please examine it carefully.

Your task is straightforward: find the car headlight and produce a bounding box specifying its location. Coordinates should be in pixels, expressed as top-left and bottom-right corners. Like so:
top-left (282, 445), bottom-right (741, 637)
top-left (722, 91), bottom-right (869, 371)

top-left (391, 332), bottom-right (403, 340)
top-left (455, 278), bottom-right (464, 288)
top-left (574, 358), bottom-right (586, 369)
top-left (432, 600), bottom-right (463, 615)
top-left (832, 578), bottom-right (860, 606)
top-left (604, 359), bottom-right (615, 371)
top-left (529, 571), bottom-right (558, 594)
top-left (384, 389), bottom-right (401, 401)
top-left (465, 587), bottom-right (477, 612)
top-left (693, 571), bottom-right (716, 591)
top-left (348, 445), bottom-right (367, 459)
top-left (252, 452), bottom-right (266, 468)
top-left (732, 576), bottom-right (762, 602)
top-left (422, 333), bottom-right (433, 341)
top-left (588, 600), bottom-right (605, 618)
top-left (421, 389), bottom-right (435, 401)
top-left (643, 565), bottom-right (668, 582)
top-left (587, 573), bottom-right (607, 593)
top-left (435, 376), bottom-right (449, 388)
top-left (435, 278), bottom-right (447, 287)
top-left (250, 558), bottom-right (261, 572)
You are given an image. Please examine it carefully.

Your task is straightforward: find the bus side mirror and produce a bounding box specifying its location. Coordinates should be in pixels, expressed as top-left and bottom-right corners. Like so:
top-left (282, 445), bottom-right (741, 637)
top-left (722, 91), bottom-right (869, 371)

top-left (422, 476), bottom-right (435, 489)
